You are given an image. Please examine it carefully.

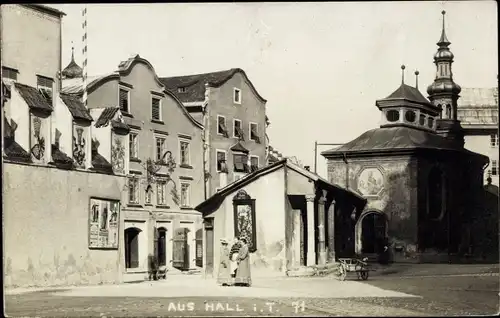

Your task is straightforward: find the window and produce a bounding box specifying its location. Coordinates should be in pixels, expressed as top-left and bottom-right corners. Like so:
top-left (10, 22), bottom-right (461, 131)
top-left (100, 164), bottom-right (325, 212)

top-left (217, 115), bottom-right (228, 137)
top-left (492, 160), bottom-right (498, 176)
top-left (249, 123), bottom-right (260, 143)
top-left (490, 134), bottom-right (498, 148)
top-left (157, 180), bottom-right (167, 205)
top-left (234, 154), bottom-right (248, 172)
top-left (250, 156), bottom-right (259, 172)
top-left (233, 119), bottom-right (244, 139)
top-left (405, 110), bottom-right (416, 123)
top-left (2, 67), bottom-right (18, 81)
top-left (129, 132), bottom-right (138, 159)
top-left (419, 114), bottom-right (426, 126)
top-left (151, 97), bottom-right (161, 121)
top-left (128, 178), bottom-right (139, 204)
top-left (180, 140), bottom-right (190, 166)
top-left (428, 117), bottom-right (434, 128)
top-left (145, 185), bottom-right (152, 205)
top-left (178, 87), bottom-right (186, 93)
top-left (217, 150), bottom-right (227, 172)
top-left (119, 88), bottom-right (130, 113)
top-left (386, 110), bottom-right (400, 122)
top-left (233, 88), bottom-right (241, 104)
top-left (37, 75), bottom-right (53, 104)
top-left (155, 137), bottom-right (166, 162)
top-left (180, 183), bottom-right (190, 207)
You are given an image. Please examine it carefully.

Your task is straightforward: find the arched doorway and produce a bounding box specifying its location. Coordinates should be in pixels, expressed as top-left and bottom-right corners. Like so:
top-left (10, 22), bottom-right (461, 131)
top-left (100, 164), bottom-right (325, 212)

top-left (125, 227), bottom-right (141, 269)
top-left (173, 227), bottom-right (190, 270)
top-left (157, 227), bottom-right (167, 267)
top-left (359, 211), bottom-right (387, 255)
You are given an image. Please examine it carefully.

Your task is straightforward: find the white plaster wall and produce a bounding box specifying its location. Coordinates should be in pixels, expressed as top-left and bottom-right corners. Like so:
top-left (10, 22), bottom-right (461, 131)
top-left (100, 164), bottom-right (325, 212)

top-left (4, 88), bottom-right (30, 151)
top-left (52, 95), bottom-right (73, 156)
top-left (124, 221), bottom-right (148, 272)
top-left (464, 135), bottom-right (499, 185)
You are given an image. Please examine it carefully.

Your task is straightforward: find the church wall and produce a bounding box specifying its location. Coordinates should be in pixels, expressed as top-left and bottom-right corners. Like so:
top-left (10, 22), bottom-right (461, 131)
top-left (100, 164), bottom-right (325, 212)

top-left (327, 156), bottom-right (419, 262)
top-left (3, 162), bottom-right (128, 288)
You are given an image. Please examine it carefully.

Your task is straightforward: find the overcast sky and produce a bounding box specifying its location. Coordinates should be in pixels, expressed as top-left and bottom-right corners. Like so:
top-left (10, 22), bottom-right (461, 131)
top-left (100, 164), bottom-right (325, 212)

top-left (49, 1), bottom-right (498, 178)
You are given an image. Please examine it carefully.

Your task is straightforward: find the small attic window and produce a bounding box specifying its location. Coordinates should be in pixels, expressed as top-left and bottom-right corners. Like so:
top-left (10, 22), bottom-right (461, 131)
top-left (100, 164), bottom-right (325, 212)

top-left (178, 87), bottom-right (186, 93)
top-left (419, 114), bottom-right (426, 126)
top-left (405, 110), bottom-right (416, 123)
top-left (428, 117), bottom-right (435, 128)
top-left (386, 110), bottom-right (400, 122)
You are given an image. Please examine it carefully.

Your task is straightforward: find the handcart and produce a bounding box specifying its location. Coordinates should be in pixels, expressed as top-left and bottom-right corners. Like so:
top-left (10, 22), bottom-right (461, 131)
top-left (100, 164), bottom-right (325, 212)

top-left (336, 257), bottom-right (371, 281)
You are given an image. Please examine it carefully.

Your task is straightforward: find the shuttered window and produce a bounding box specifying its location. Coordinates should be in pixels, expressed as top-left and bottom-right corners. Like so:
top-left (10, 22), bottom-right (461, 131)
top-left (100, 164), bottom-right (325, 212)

top-left (250, 123), bottom-right (260, 142)
top-left (250, 156), bottom-right (259, 172)
top-left (152, 97), bottom-right (161, 120)
top-left (2, 67), bottom-right (18, 81)
top-left (234, 154), bottom-right (248, 172)
top-left (37, 75), bottom-right (53, 104)
top-left (217, 116), bottom-right (228, 136)
top-left (217, 151), bottom-right (227, 172)
top-left (119, 88), bottom-right (129, 113)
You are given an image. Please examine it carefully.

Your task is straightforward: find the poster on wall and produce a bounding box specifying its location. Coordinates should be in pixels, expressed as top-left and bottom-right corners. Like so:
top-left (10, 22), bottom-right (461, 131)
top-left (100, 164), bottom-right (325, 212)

top-left (89, 197), bottom-right (120, 249)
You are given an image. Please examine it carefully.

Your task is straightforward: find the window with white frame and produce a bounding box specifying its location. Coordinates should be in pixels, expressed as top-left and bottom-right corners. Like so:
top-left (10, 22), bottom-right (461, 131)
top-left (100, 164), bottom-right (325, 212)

top-left (180, 182), bottom-right (190, 207)
top-left (249, 122), bottom-right (260, 142)
top-left (155, 136), bottom-right (166, 162)
top-left (37, 75), bottom-right (53, 104)
top-left (119, 88), bottom-right (130, 113)
top-left (129, 132), bottom-right (139, 159)
top-left (233, 88), bottom-right (241, 104)
top-left (490, 134), bottom-right (498, 148)
top-left (157, 180), bottom-right (167, 205)
top-left (2, 67), bottom-right (18, 81)
top-left (128, 177), bottom-right (139, 204)
top-left (492, 160), bottom-right (498, 176)
top-left (151, 97), bottom-right (162, 121)
top-left (217, 115), bottom-right (229, 137)
top-left (179, 139), bottom-right (190, 166)
top-left (216, 150), bottom-right (227, 172)
top-left (250, 155), bottom-right (259, 172)
top-left (233, 119), bottom-right (244, 139)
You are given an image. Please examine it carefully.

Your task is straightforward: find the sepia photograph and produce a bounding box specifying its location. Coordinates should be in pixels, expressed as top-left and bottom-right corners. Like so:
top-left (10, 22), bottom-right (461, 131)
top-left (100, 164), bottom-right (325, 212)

top-left (2, 1), bottom-right (499, 317)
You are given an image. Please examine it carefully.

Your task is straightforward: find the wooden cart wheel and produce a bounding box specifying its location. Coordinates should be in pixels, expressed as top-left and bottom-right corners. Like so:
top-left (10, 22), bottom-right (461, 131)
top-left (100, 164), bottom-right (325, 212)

top-left (360, 270), bottom-right (369, 280)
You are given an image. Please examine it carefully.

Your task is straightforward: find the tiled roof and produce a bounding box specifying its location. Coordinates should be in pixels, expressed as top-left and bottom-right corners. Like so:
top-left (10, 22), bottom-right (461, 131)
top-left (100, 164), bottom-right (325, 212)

top-left (14, 82), bottom-right (53, 112)
top-left (61, 73), bottom-right (119, 95)
top-left (160, 68), bottom-right (266, 103)
top-left (51, 144), bottom-right (74, 167)
top-left (384, 84), bottom-right (431, 104)
top-left (457, 88), bottom-right (498, 125)
top-left (111, 119), bottom-right (130, 132)
top-left (230, 141), bottom-right (250, 154)
top-left (3, 138), bottom-right (31, 162)
top-left (95, 107), bottom-right (119, 128)
top-left (60, 93), bottom-right (93, 121)
top-left (91, 150), bottom-right (114, 174)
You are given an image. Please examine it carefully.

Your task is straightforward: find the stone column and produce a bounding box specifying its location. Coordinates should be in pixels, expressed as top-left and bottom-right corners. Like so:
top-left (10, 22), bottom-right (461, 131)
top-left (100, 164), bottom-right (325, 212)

top-left (305, 195), bottom-right (316, 266)
top-left (317, 195), bottom-right (327, 265)
top-left (327, 199), bottom-right (336, 263)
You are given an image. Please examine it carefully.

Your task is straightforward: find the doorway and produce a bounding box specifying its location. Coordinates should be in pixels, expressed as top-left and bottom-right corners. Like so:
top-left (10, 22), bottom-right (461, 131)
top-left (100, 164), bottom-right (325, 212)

top-left (125, 227), bottom-right (141, 269)
top-left (173, 227), bottom-right (190, 270)
top-left (157, 227), bottom-right (167, 267)
top-left (359, 212), bottom-right (387, 254)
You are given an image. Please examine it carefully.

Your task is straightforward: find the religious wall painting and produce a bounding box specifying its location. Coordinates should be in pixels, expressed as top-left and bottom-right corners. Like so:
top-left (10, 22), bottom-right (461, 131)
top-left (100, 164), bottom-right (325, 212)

top-left (30, 114), bottom-right (45, 162)
top-left (73, 125), bottom-right (86, 168)
top-left (111, 135), bottom-right (126, 174)
top-left (233, 190), bottom-right (257, 253)
top-left (357, 166), bottom-right (385, 198)
top-left (89, 197), bottom-right (120, 249)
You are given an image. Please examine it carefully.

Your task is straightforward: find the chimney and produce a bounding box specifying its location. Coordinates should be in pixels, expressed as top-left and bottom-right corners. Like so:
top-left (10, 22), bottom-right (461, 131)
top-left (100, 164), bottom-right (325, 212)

top-left (219, 160), bottom-right (228, 188)
top-left (304, 166), bottom-right (310, 171)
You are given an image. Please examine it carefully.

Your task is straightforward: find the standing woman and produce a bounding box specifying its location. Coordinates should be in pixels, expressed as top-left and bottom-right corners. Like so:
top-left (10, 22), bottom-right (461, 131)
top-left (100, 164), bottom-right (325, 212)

top-left (235, 237), bottom-right (252, 287)
top-left (217, 238), bottom-right (232, 286)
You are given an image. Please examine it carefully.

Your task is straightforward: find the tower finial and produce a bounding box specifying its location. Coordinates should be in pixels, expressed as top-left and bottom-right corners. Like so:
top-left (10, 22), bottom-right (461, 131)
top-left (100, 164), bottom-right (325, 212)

top-left (415, 70), bottom-right (419, 89)
top-left (401, 65), bottom-right (406, 84)
top-left (438, 10), bottom-right (451, 47)
top-left (71, 41), bottom-right (75, 62)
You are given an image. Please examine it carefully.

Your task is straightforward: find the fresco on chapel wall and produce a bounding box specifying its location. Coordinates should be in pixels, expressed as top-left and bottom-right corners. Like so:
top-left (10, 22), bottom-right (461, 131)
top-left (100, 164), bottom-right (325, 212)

top-left (30, 114), bottom-right (46, 163)
top-left (111, 135), bottom-right (126, 175)
top-left (73, 125), bottom-right (86, 168)
top-left (356, 167), bottom-right (385, 197)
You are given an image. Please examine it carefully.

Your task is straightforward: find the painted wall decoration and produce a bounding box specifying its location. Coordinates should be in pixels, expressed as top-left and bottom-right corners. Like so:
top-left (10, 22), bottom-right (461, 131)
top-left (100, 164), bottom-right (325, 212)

top-left (233, 190), bottom-right (257, 253)
top-left (30, 115), bottom-right (45, 162)
top-left (111, 135), bottom-right (125, 174)
top-left (89, 198), bottom-right (120, 249)
top-left (73, 125), bottom-right (86, 168)
top-left (357, 167), bottom-right (385, 197)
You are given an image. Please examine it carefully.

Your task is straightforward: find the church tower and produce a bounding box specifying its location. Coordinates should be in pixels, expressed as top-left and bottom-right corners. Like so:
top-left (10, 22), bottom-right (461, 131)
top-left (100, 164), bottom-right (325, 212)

top-left (427, 11), bottom-right (465, 146)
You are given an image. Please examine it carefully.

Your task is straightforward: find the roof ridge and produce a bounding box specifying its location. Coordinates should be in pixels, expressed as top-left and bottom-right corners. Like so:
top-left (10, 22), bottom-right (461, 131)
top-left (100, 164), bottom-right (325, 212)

top-left (159, 68), bottom-right (235, 80)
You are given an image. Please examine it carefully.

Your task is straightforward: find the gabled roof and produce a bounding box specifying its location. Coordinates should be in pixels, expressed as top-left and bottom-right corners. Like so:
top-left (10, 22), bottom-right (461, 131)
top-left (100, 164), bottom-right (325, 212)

top-left (376, 83), bottom-right (439, 115)
top-left (95, 107), bottom-right (119, 128)
top-left (195, 158), bottom-right (366, 214)
top-left (60, 93), bottom-right (93, 121)
top-left (384, 84), bottom-right (430, 104)
top-left (230, 141), bottom-right (250, 154)
top-left (160, 68), bottom-right (267, 103)
top-left (14, 82), bottom-right (53, 112)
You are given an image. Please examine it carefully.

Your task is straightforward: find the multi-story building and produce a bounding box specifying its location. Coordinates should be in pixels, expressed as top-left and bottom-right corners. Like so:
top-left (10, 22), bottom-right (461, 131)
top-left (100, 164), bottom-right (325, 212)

top-left (160, 69), bottom-right (268, 198)
top-left (62, 54), bottom-right (205, 280)
top-left (2, 4), bottom-right (131, 288)
top-left (457, 87), bottom-right (499, 186)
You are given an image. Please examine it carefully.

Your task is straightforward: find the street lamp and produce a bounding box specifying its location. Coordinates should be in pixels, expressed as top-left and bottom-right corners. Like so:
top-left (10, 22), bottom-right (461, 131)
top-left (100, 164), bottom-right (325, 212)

top-left (314, 141), bottom-right (345, 174)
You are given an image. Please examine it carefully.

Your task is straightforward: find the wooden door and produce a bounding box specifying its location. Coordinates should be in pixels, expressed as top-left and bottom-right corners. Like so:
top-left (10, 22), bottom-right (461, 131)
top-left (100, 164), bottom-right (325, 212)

top-left (173, 228), bottom-right (189, 270)
top-left (205, 219), bottom-right (214, 276)
top-left (195, 229), bottom-right (203, 267)
top-left (157, 228), bottom-right (167, 266)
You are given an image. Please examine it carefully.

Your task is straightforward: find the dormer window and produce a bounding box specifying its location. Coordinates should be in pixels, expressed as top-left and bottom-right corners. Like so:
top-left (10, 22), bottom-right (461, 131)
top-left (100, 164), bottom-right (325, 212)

top-left (233, 153), bottom-right (248, 172)
top-left (2, 66), bottom-right (18, 81)
top-left (37, 75), bottom-right (53, 104)
top-left (386, 110), bottom-right (400, 122)
top-left (405, 110), bottom-right (416, 123)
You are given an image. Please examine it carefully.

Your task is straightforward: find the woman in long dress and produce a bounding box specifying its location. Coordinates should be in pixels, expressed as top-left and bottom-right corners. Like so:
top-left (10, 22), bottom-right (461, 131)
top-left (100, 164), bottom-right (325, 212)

top-left (217, 238), bottom-right (232, 286)
top-left (234, 237), bottom-right (252, 287)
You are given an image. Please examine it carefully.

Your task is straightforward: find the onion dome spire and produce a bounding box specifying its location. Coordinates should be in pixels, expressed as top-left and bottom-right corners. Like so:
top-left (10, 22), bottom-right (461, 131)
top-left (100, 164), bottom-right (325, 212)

top-left (437, 10), bottom-right (451, 47)
top-left (62, 43), bottom-right (83, 79)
